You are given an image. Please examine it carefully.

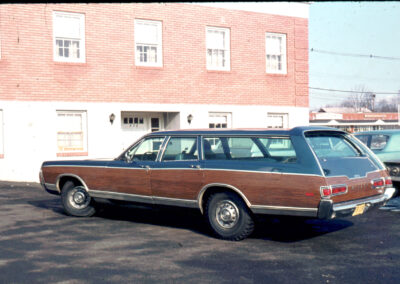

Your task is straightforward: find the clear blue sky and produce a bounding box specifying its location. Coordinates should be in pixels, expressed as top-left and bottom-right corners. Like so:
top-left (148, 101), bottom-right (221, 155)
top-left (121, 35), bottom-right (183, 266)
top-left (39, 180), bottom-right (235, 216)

top-left (309, 1), bottom-right (400, 110)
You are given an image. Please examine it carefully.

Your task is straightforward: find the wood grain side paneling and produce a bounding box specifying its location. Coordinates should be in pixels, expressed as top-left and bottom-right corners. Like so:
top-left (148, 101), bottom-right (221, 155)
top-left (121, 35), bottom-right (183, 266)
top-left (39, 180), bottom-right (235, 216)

top-left (42, 166), bottom-right (150, 196)
top-left (203, 170), bottom-right (324, 208)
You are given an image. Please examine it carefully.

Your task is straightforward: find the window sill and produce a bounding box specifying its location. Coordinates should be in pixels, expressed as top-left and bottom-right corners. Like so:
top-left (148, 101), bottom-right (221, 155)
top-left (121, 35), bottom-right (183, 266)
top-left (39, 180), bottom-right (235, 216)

top-left (206, 69), bottom-right (231, 74)
top-left (266, 72), bottom-right (288, 77)
top-left (57, 152), bottom-right (88, 157)
top-left (54, 61), bottom-right (86, 66)
top-left (135, 65), bottom-right (164, 70)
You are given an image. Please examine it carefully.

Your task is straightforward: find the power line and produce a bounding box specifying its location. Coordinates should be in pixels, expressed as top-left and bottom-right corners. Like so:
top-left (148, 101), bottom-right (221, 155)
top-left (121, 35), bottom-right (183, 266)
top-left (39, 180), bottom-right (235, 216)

top-left (309, 87), bottom-right (400, 95)
top-left (310, 48), bottom-right (400, 61)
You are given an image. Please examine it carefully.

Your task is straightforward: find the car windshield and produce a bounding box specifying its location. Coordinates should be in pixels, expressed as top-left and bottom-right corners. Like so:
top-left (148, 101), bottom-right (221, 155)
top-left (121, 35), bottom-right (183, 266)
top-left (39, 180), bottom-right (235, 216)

top-left (305, 131), bottom-right (379, 178)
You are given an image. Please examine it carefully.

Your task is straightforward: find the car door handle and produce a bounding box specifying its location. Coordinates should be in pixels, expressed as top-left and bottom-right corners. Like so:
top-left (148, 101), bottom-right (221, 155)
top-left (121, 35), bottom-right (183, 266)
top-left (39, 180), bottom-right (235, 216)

top-left (141, 165), bottom-right (151, 169)
top-left (190, 165), bottom-right (201, 169)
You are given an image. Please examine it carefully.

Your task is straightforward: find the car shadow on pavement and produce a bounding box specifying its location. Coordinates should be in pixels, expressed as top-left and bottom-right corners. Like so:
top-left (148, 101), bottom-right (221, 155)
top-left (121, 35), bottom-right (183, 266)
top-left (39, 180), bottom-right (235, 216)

top-left (28, 198), bottom-right (354, 242)
top-left (252, 215), bottom-right (353, 242)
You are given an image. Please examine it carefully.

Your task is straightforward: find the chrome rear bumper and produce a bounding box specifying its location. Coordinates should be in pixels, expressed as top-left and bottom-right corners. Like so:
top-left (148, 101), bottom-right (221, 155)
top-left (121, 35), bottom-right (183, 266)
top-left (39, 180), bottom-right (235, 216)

top-left (318, 187), bottom-right (396, 219)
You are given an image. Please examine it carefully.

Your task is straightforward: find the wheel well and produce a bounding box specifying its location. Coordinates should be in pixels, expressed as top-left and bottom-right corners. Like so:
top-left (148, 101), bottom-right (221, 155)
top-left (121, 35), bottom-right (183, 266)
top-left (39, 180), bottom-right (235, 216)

top-left (200, 186), bottom-right (250, 214)
top-left (58, 176), bottom-right (84, 192)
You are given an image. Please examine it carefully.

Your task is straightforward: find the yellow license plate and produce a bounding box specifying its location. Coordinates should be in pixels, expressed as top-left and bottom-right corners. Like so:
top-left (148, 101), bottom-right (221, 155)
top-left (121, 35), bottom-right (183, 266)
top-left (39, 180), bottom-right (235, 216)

top-left (352, 204), bottom-right (366, 216)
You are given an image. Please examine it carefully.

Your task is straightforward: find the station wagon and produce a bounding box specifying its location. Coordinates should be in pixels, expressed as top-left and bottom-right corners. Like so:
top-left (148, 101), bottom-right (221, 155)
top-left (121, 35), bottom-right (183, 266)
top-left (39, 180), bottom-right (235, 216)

top-left (40, 126), bottom-right (395, 240)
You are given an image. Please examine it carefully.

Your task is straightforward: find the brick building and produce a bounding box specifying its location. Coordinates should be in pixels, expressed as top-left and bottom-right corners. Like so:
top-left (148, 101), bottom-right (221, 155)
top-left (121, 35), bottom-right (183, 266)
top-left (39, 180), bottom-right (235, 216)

top-left (0, 3), bottom-right (310, 181)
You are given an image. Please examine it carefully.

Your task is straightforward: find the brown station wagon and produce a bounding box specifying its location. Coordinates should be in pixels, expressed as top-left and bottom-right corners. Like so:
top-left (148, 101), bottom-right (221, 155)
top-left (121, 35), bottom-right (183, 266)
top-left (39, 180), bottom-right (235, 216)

top-left (40, 127), bottom-right (395, 240)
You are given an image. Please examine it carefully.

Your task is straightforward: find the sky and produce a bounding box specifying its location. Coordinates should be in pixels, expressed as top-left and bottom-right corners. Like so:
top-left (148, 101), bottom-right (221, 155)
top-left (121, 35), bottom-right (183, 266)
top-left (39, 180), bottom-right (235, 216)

top-left (309, 1), bottom-right (400, 110)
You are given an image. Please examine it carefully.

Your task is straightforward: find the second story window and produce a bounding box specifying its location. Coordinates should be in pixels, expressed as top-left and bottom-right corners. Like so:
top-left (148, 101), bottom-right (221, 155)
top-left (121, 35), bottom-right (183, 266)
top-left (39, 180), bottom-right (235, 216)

top-left (266, 33), bottom-right (287, 74)
top-left (135, 19), bottom-right (162, 67)
top-left (206, 27), bottom-right (230, 71)
top-left (53, 11), bottom-right (85, 63)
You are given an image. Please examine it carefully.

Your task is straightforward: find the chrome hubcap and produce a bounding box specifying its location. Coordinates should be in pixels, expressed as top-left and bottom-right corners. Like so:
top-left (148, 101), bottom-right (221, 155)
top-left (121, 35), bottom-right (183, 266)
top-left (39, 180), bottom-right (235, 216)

top-left (69, 187), bottom-right (90, 209)
top-left (215, 200), bottom-right (239, 229)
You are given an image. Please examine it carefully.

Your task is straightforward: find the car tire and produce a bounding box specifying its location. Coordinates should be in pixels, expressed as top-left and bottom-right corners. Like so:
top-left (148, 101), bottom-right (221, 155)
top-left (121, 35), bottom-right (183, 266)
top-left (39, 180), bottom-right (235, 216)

top-left (61, 181), bottom-right (96, 217)
top-left (205, 192), bottom-right (254, 241)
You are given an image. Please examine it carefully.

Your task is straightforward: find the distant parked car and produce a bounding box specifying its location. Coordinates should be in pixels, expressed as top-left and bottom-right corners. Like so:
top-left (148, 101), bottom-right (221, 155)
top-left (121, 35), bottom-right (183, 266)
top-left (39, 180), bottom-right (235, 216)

top-left (40, 127), bottom-right (395, 241)
top-left (354, 129), bottom-right (400, 195)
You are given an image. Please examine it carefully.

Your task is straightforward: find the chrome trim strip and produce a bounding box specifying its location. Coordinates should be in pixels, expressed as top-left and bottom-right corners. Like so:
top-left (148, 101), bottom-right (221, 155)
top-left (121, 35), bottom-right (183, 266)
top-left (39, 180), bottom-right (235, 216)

top-left (324, 169), bottom-right (382, 180)
top-left (198, 183), bottom-right (252, 214)
top-left (153, 196), bottom-right (198, 208)
top-left (251, 205), bottom-right (318, 217)
top-left (56, 174), bottom-right (90, 192)
top-left (45, 183), bottom-right (58, 192)
top-left (157, 136), bottom-right (171, 162)
top-left (89, 190), bottom-right (153, 203)
top-left (43, 165), bottom-right (108, 169)
top-left (88, 189), bottom-right (198, 208)
top-left (333, 187), bottom-right (395, 212)
top-left (201, 168), bottom-right (322, 177)
top-left (42, 164), bottom-right (323, 177)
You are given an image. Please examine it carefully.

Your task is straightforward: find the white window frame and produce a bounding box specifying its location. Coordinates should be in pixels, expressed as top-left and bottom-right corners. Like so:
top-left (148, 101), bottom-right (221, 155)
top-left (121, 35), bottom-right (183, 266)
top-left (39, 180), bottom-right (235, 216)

top-left (53, 11), bottom-right (86, 63)
top-left (0, 110), bottom-right (3, 157)
top-left (134, 19), bottom-right (163, 67)
top-left (266, 33), bottom-right (287, 74)
top-left (206, 26), bottom-right (230, 71)
top-left (208, 112), bottom-right (232, 128)
top-left (267, 113), bottom-right (289, 129)
top-left (56, 110), bottom-right (88, 154)
top-left (121, 112), bottom-right (146, 130)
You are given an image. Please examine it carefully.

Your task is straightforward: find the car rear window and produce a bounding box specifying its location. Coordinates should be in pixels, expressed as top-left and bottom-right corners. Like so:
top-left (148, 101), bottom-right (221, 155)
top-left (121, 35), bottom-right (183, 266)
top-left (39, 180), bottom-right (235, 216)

top-left (305, 132), bottom-right (379, 178)
top-left (305, 133), bottom-right (361, 158)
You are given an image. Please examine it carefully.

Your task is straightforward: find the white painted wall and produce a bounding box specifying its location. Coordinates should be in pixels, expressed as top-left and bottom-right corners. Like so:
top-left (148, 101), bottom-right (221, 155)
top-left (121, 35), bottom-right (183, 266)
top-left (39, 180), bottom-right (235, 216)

top-left (0, 100), bottom-right (309, 182)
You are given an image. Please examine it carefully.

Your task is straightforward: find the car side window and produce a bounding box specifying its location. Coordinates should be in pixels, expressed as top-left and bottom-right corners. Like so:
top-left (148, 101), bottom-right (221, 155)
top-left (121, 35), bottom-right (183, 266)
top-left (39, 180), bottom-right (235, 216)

top-left (203, 136), bottom-right (296, 163)
top-left (259, 137), bottom-right (297, 163)
top-left (162, 137), bottom-right (198, 161)
top-left (370, 135), bottom-right (389, 150)
top-left (126, 137), bottom-right (165, 161)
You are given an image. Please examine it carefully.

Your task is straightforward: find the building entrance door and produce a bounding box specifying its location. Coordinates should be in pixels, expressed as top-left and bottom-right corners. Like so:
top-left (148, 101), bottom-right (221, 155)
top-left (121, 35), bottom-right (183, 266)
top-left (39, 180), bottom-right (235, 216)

top-left (151, 117), bottom-right (161, 132)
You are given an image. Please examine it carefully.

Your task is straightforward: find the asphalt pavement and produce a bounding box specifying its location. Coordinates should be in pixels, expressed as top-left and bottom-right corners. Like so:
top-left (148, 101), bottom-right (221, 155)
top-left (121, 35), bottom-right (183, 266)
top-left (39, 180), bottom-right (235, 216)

top-left (0, 181), bottom-right (399, 283)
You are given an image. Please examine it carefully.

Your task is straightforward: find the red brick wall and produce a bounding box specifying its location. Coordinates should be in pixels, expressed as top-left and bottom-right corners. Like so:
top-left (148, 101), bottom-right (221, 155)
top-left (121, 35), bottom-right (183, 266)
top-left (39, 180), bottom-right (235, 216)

top-left (0, 3), bottom-right (309, 107)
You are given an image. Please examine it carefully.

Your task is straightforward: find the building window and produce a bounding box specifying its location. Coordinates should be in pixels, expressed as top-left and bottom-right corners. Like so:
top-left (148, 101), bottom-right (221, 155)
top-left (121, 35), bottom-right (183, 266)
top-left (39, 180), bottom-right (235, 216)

top-left (266, 33), bottom-right (287, 74)
top-left (267, 113), bottom-right (288, 128)
top-left (135, 19), bottom-right (163, 67)
top-left (0, 110), bottom-right (3, 158)
top-left (209, 112), bottom-right (231, 128)
top-left (56, 111), bottom-right (87, 154)
top-left (206, 27), bottom-right (230, 71)
top-left (53, 11), bottom-right (85, 63)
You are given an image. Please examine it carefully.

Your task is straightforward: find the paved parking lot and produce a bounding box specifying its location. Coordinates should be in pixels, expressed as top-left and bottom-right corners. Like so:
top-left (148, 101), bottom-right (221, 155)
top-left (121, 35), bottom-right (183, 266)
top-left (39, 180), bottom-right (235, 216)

top-left (0, 181), bottom-right (399, 283)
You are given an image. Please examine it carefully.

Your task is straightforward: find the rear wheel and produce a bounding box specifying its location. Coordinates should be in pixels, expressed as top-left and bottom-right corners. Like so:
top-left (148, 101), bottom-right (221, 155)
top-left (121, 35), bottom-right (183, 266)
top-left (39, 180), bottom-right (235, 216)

top-left (205, 192), bottom-right (254, 241)
top-left (61, 181), bottom-right (96, 217)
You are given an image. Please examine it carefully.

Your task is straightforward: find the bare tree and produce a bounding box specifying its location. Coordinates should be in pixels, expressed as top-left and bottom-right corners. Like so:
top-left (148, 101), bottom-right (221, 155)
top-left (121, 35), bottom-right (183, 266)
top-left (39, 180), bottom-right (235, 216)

top-left (339, 85), bottom-right (374, 112)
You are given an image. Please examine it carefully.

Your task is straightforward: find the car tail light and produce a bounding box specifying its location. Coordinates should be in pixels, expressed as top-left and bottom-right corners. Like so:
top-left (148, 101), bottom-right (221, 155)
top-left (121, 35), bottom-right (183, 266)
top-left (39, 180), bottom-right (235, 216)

top-left (321, 186), bottom-right (331, 197)
top-left (320, 184), bottom-right (348, 198)
top-left (385, 177), bottom-right (393, 187)
top-left (331, 185), bottom-right (347, 195)
top-left (372, 178), bottom-right (385, 189)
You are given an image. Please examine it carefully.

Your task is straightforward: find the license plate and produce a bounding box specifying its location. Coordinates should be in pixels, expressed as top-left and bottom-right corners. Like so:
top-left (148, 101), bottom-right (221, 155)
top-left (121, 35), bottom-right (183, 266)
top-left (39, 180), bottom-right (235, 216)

top-left (352, 204), bottom-right (366, 216)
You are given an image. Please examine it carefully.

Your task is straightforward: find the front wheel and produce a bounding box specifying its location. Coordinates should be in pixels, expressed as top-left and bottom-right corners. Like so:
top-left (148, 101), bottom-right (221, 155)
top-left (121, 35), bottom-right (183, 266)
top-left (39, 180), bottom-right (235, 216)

top-left (61, 181), bottom-right (96, 217)
top-left (205, 192), bottom-right (254, 241)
